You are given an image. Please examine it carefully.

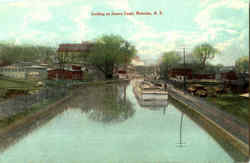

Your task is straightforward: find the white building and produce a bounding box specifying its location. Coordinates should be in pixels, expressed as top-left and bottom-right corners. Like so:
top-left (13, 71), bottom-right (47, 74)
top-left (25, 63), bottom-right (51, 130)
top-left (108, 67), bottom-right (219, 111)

top-left (0, 63), bottom-right (47, 80)
top-left (131, 56), bottom-right (145, 66)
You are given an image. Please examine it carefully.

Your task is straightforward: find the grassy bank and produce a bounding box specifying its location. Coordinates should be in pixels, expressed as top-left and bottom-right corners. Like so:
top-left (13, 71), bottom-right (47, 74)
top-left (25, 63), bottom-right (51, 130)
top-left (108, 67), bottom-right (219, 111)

top-left (0, 76), bottom-right (36, 89)
top-left (0, 76), bottom-right (37, 99)
top-left (206, 94), bottom-right (248, 123)
top-left (0, 97), bottom-right (62, 129)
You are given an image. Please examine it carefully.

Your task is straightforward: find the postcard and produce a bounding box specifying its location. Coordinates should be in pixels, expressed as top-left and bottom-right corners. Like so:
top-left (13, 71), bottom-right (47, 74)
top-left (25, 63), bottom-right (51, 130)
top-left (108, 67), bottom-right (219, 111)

top-left (0, 0), bottom-right (249, 162)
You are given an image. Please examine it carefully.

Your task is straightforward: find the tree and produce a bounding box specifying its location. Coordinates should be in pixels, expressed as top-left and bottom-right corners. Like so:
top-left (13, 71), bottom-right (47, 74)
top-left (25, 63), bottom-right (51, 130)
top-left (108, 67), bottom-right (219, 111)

top-left (87, 34), bottom-right (136, 79)
top-left (192, 43), bottom-right (219, 69)
top-left (0, 43), bottom-right (21, 66)
top-left (159, 51), bottom-right (181, 79)
top-left (235, 56), bottom-right (249, 73)
top-left (0, 43), bottom-right (56, 66)
top-left (34, 46), bottom-right (56, 65)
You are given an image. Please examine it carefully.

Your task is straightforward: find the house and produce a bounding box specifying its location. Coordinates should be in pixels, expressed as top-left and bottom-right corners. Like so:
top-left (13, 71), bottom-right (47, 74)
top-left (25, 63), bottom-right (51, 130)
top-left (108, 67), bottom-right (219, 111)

top-left (47, 65), bottom-right (83, 80)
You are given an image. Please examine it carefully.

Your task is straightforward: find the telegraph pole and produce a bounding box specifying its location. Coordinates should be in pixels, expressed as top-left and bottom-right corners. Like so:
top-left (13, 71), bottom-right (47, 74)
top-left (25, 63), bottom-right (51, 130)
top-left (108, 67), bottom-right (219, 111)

top-left (183, 47), bottom-right (186, 92)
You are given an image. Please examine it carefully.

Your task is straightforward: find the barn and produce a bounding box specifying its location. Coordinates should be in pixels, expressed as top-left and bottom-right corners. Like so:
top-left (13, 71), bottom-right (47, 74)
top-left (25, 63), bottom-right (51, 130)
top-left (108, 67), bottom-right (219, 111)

top-left (48, 65), bottom-right (83, 80)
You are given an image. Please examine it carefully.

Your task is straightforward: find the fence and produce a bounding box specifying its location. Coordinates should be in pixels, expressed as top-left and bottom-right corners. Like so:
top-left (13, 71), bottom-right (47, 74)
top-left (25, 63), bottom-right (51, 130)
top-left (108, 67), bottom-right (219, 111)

top-left (0, 86), bottom-right (68, 119)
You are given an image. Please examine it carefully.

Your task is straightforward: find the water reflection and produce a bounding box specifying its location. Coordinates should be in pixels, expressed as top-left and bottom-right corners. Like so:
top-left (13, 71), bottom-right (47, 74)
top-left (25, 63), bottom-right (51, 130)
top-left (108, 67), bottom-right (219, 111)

top-left (68, 83), bottom-right (135, 124)
top-left (0, 82), bottom-right (246, 163)
top-left (163, 106), bottom-right (166, 115)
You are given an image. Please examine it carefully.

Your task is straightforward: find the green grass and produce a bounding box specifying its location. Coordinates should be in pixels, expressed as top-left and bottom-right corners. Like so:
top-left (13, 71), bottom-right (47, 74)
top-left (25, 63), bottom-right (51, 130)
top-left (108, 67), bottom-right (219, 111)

top-left (0, 76), bottom-right (37, 99)
top-left (206, 94), bottom-right (248, 123)
top-left (0, 76), bottom-right (36, 89)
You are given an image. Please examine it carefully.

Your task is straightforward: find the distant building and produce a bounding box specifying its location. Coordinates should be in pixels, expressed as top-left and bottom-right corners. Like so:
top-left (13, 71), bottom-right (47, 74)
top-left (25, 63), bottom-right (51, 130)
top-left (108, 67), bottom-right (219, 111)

top-left (0, 62), bottom-right (47, 80)
top-left (240, 93), bottom-right (249, 98)
top-left (0, 64), bottom-right (26, 79)
top-left (219, 67), bottom-right (238, 80)
top-left (57, 41), bottom-right (94, 58)
top-left (25, 65), bottom-right (48, 80)
top-left (219, 66), bottom-right (235, 72)
top-left (168, 68), bottom-right (193, 79)
top-left (56, 41), bottom-right (94, 70)
top-left (131, 56), bottom-right (145, 66)
top-left (192, 73), bottom-right (215, 80)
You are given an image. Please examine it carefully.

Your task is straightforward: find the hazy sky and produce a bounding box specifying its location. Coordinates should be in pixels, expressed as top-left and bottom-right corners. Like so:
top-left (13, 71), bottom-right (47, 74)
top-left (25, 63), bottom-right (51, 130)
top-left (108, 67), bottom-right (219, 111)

top-left (0, 0), bottom-right (249, 65)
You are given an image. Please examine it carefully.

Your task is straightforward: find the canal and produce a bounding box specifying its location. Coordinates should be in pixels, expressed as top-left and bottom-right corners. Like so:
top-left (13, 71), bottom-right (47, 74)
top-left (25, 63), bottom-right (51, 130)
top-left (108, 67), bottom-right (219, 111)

top-left (0, 81), bottom-right (245, 162)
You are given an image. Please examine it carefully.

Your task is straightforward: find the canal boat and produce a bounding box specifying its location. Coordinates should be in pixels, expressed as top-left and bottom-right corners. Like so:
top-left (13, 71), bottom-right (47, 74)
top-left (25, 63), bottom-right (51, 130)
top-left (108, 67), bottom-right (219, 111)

top-left (132, 79), bottom-right (168, 107)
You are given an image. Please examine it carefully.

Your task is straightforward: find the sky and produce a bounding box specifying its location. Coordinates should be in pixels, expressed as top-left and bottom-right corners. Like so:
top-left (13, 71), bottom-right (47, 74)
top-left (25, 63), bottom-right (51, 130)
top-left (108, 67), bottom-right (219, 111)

top-left (0, 0), bottom-right (249, 65)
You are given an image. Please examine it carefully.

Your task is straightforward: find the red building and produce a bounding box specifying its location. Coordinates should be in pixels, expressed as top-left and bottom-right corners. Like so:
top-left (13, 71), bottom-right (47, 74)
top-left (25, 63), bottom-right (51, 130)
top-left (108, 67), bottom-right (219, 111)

top-left (48, 65), bottom-right (83, 80)
top-left (192, 73), bottom-right (215, 80)
top-left (57, 42), bottom-right (94, 53)
top-left (168, 68), bottom-right (193, 79)
top-left (221, 71), bottom-right (238, 80)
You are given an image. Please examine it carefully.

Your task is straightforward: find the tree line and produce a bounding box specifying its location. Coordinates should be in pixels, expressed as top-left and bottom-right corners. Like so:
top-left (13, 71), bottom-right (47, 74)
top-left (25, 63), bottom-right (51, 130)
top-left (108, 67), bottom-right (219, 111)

top-left (0, 43), bottom-right (56, 66)
top-left (1, 36), bottom-right (247, 80)
top-left (0, 34), bottom-right (136, 79)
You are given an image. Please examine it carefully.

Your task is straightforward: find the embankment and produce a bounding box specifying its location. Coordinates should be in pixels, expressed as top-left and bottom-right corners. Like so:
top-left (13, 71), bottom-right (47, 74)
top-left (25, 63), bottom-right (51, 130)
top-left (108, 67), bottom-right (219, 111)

top-left (168, 87), bottom-right (249, 159)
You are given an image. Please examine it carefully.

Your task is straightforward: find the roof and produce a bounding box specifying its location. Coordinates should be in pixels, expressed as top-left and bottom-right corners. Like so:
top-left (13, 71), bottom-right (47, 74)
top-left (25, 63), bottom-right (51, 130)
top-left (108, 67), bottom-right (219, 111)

top-left (25, 65), bottom-right (47, 69)
top-left (47, 68), bottom-right (82, 72)
top-left (57, 42), bottom-right (94, 52)
top-left (220, 66), bottom-right (235, 72)
top-left (170, 68), bottom-right (192, 71)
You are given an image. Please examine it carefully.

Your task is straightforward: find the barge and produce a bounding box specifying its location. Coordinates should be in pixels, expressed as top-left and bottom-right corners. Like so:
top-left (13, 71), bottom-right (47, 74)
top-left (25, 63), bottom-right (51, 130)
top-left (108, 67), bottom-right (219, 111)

top-left (132, 79), bottom-right (168, 107)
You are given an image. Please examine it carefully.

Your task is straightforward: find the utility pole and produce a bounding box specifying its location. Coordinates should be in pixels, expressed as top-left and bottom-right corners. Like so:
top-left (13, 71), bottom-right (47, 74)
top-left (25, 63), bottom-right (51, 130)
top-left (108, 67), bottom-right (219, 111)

top-left (183, 47), bottom-right (186, 92)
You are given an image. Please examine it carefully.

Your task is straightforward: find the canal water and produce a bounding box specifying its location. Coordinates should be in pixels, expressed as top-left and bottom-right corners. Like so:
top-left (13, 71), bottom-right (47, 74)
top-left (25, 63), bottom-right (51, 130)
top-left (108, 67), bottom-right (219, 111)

top-left (0, 82), bottom-right (241, 162)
